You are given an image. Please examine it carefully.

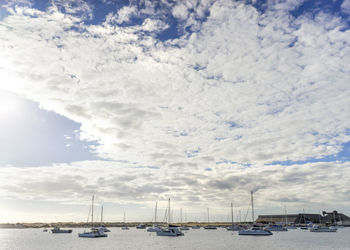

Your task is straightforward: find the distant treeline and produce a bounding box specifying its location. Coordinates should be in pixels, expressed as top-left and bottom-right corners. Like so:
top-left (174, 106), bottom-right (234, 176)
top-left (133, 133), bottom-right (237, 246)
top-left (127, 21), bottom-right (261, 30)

top-left (0, 222), bottom-right (248, 229)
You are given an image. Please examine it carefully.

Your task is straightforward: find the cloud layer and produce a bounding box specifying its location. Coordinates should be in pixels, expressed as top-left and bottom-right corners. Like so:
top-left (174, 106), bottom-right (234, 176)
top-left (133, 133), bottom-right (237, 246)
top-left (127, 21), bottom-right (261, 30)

top-left (0, 0), bottom-right (350, 219)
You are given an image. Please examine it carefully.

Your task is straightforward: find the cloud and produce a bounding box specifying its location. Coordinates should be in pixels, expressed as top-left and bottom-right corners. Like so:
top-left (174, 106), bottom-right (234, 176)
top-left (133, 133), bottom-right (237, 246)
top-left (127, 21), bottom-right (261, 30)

top-left (1, 161), bottom-right (350, 214)
top-left (342, 0), bottom-right (350, 14)
top-left (0, 0), bottom-right (350, 215)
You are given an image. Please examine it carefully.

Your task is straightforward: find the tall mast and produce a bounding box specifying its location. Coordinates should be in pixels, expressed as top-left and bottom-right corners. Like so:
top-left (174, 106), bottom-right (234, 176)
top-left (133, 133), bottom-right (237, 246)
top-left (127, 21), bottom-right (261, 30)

top-left (207, 208), bottom-right (210, 225)
top-left (155, 202), bottom-right (158, 224)
top-left (101, 205), bottom-right (103, 224)
top-left (251, 191), bottom-right (254, 224)
top-left (123, 212), bottom-right (125, 224)
top-left (91, 195), bottom-right (94, 227)
top-left (181, 208), bottom-right (183, 226)
top-left (231, 202), bottom-right (234, 228)
top-left (168, 198), bottom-right (171, 225)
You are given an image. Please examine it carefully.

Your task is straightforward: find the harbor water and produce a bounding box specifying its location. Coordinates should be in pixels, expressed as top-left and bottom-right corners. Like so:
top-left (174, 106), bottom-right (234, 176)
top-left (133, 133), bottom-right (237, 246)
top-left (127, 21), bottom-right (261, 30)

top-left (1, 227), bottom-right (350, 250)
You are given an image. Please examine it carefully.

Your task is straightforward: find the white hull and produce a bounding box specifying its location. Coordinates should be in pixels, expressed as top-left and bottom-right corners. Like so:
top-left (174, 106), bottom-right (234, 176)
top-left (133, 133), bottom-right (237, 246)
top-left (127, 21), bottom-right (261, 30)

top-left (239, 228), bottom-right (272, 236)
top-left (147, 227), bottom-right (162, 232)
top-left (156, 227), bottom-right (184, 237)
top-left (310, 228), bottom-right (337, 232)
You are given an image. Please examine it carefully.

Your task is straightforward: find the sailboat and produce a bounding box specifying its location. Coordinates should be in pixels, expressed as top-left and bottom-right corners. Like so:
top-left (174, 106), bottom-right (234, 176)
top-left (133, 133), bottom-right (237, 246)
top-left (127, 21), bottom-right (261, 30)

top-left (156, 199), bottom-right (184, 236)
top-left (179, 208), bottom-right (190, 230)
top-left (121, 212), bottom-right (129, 230)
top-left (147, 202), bottom-right (161, 232)
top-left (99, 205), bottom-right (111, 232)
top-left (78, 195), bottom-right (108, 238)
top-left (226, 202), bottom-right (240, 231)
top-left (239, 191), bottom-right (272, 236)
top-left (204, 208), bottom-right (217, 229)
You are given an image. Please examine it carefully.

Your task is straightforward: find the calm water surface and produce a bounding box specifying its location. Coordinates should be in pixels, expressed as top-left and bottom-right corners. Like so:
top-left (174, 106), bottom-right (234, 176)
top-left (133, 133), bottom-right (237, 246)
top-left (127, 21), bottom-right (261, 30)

top-left (1, 227), bottom-right (350, 250)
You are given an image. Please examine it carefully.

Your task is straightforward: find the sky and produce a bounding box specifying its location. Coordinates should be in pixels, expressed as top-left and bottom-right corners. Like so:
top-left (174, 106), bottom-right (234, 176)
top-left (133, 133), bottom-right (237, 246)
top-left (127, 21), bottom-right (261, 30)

top-left (0, 0), bottom-right (350, 223)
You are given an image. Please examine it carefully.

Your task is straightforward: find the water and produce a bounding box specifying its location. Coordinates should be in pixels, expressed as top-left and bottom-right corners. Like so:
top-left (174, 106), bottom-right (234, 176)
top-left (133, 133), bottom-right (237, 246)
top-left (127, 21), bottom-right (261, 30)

top-left (1, 227), bottom-right (350, 250)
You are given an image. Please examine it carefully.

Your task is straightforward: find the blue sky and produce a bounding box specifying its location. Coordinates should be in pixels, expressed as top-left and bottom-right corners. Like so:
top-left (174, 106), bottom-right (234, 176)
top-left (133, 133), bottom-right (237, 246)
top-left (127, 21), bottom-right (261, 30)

top-left (0, 0), bottom-right (350, 222)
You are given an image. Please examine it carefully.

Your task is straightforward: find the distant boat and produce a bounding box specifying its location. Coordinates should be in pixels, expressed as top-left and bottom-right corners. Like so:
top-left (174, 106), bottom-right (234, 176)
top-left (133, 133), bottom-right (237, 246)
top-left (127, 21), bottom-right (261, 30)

top-left (238, 191), bottom-right (272, 236)
top-left (264, 224), bottom-right (288, 231)
top-left (191, 225), bottom-right (200, 229)
top-left (43, 228), bottom-right (48, 232)
top-left (310, 225), bottom-right (337, 232)
top-left (121, 212), bottom-right (129, 230)
top-left (99, 205), bottom-right (110, 232)
top-left (239, 226), bottom-right (273, 236)
top-left (136, 224), bottom-right (146, 229)
top-left (157, 199), bottom-right (184, 236)
top-left (147, 202), bottom-right (161, 232)
top-left (79, 195), bottom-right (108, 238)
top-left (226, 202), bottom-right (240, 231)
top-left (179, 208), bottom-right (190, 230)
top-left (51, 227), bottom-right (72, 234)
top-left (203, 208), bottom-right (217, 230)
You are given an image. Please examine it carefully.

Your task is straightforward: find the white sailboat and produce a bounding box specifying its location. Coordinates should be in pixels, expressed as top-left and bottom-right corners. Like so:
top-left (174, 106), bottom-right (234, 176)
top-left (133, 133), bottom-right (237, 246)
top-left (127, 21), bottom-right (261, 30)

top-left (156, 199), bottom-right (184, 236)
top-left (239, 191), bottom-right (272, 236)
top-left (203, 208), bottom-right (217, 229)
top-left (179, 208), bottom-right (190, 230)
top-left (227, 202), bottom-right (240, 231)
top-left (121, 212), bottom-right (129, 230)
top-left (99, 205), bottom-right (111, 232)
top-left (79, 195), bottom-right (108, 238)
top-left (147, 202), bottom-right (161, 232)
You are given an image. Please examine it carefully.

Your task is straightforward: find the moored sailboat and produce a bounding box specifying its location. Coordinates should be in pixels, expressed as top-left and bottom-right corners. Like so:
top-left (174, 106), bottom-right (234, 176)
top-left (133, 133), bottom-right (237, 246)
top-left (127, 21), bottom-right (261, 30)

top-left (78, 195), bottom-right (108, 238)
top-left (156, 199), bottom-right (184, 236)
top-left (238, 191), bottom-right (272, 236)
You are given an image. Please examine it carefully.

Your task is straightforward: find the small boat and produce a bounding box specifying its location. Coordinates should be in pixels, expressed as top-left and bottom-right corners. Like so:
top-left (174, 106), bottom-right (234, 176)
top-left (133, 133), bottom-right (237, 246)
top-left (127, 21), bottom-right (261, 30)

top-left (136, 224), bottom-right (146, 229)
top-left (99, 206), bottom-right (111, 232)
top-left (51, 227), bottom-right (72, 233)
top-left (43, 228), bottom-right (48, 232)
top-left (79, 195), bottom-right (108, 238)
top-left (180, 225), bottom-right (190, 230)
top-left (147, 225), bottom-right (161, 232)
top-left (121, 212), bottom-right (129, 230)
top-left (204, 208), bottom-right (217, 230)
top-left (226, 203), bottom-right (241, 231)
top-left (179, 208), bottom-right (190, 231)
top-left (191, 225), bottom-right (200, 229)
top-left (264, 224), bottom-right (288, 231)
top-left (226, 225), bottom-right (242, 231)
top-left (239, 227), bottom-right (273, 236)
top-left (99, 226), bottom-right (111, 232)
top-left (310, 225), bottom-right (337, 232)
top-left (79, 227), bottom-right (108, 238)
top-left (157, 226), bottom-right (184, 236)
top-left (147, 202), bottom-right (161, 232)
top-left (156, 199), bottom-right (184, 237)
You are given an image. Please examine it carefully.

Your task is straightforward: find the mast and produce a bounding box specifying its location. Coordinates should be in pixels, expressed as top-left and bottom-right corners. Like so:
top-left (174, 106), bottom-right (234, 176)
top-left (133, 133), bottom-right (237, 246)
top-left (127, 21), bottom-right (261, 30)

top-left (155, 202), bottom-right (158, 224)
top-left (251, 191), bottom-right (254, 224)
top-left (231, 202), bottom-right (234, 228)
top-left (284, 205), bottom-right (287, 226)
top-left (168, 198), bottom-right (171, 225)
top-left (207, 208), bottom-right (210, 225)
top-left (239, 210), bottom-right (241, 223)
top-left (101, 205), bottom-right (103, 224)
top-left (91, 195), bottom-right (94, 227)
top-left (123, 212), bottom-right (125, 225)
top-left (181, 208), bottom-right (183, 226)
